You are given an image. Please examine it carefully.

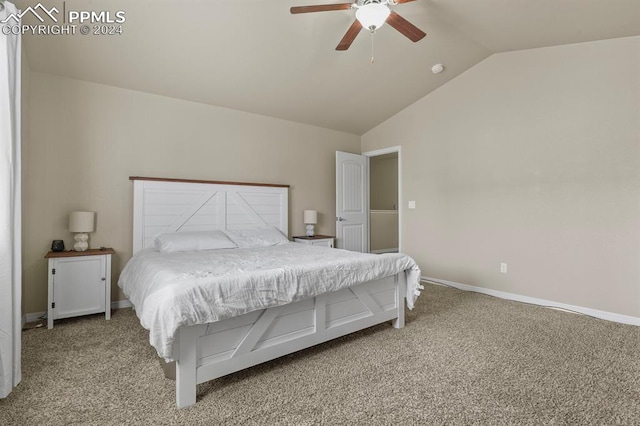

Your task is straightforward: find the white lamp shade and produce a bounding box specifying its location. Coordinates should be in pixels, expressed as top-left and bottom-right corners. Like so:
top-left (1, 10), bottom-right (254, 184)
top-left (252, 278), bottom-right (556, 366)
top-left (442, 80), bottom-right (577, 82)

top-left (303, 210), bottom-right (318, 224)
top-left (69, 211), bottom-right (95, 233)
top-left (356, 3), bottom-right (390, 30)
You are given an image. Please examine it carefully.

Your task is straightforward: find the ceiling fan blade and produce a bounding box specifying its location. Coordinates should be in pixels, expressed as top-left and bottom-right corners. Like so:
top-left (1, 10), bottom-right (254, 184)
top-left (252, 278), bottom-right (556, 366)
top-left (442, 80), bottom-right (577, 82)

top-left (336, 19), bottom-right (362, 50)
top-left (386, 11), bottom-right (426, 42)
top-left (290, 3), bottom-right (353, 14)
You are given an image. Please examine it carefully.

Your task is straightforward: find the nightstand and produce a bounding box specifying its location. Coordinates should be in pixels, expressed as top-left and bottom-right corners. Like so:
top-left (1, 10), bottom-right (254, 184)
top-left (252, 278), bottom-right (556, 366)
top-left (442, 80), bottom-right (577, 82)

top-left (293, 235), bottom-right (335, 248)
top-left (45, 248), bottom-right (114, 329)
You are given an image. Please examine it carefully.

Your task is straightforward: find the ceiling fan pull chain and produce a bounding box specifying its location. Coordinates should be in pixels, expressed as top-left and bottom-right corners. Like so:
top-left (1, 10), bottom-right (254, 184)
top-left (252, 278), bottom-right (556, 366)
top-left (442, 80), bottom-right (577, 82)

top-left (370, 31), bottom-right (375, 64)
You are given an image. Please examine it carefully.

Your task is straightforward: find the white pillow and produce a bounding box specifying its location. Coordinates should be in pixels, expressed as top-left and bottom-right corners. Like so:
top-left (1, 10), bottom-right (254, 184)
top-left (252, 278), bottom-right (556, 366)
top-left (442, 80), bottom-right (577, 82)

top-left (223, 227), bottom-right (290, 248)
top-left (153, 230), bottom-right (237, 253)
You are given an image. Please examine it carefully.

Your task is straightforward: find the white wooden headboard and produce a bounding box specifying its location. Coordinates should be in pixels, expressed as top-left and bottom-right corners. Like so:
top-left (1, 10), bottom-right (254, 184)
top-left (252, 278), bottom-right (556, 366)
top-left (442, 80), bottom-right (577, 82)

top-left (131, 177), bottom-right (289, 254)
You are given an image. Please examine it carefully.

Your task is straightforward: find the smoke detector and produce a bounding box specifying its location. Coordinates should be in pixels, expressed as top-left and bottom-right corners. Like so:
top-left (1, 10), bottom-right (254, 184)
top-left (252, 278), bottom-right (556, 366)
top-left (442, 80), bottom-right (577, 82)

top-left (431, 64), bottom-right (444, 74)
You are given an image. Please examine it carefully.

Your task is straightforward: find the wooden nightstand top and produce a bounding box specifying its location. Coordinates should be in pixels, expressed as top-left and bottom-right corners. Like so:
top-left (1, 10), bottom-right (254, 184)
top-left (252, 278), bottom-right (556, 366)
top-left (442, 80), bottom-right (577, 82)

top-left (292, 235), bottom-right (335, 240)
top-left (45, 248), bottom-right (115, 259)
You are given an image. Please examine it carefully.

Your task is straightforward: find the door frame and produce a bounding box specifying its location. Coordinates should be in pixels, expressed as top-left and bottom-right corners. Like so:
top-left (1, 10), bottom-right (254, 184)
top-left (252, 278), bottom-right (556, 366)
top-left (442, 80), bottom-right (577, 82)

top-left (362, 146), bottom-right (402, 253)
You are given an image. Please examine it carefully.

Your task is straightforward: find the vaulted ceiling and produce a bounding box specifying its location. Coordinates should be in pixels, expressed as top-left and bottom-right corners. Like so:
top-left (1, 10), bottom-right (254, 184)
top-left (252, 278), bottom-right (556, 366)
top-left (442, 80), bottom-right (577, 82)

top-left (16, 0), bottom-right (640, 134)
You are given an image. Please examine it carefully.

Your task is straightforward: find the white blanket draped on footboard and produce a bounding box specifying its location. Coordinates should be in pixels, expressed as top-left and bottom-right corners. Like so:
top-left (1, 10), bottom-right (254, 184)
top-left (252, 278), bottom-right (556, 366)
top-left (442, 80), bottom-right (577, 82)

top-left (119, 243), bottom-right (422, 361)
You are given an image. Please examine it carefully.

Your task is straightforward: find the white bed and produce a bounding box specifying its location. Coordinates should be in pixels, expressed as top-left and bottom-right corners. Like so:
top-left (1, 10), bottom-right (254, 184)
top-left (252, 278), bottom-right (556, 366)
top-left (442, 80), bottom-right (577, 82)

top-left (121, 177), bottom-right (422, 408)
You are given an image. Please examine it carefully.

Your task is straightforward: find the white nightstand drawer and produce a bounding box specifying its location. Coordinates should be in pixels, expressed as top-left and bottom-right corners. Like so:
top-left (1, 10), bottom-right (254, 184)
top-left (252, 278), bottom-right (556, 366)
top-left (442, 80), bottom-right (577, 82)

top-left (293, 236), bottom-right (335, 248)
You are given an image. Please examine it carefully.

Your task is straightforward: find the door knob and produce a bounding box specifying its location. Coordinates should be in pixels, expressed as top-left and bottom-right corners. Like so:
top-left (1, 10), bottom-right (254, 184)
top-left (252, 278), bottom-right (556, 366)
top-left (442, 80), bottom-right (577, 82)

top-left (336, 217), bottom-right (346, 221)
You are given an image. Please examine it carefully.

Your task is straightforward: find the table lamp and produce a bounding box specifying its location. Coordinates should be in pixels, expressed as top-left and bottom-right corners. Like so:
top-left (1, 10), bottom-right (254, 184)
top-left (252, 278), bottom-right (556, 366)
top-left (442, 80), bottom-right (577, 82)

top-left (303, 210), bottom-right (317, 237)
top-left (69, 211), bottom-right (95, 251)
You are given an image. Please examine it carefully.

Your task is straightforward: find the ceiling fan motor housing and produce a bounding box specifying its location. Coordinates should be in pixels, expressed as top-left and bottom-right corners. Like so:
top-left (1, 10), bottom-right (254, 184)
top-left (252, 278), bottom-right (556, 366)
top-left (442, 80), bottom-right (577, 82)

top-left (358, 0), bottom-right (394, 5)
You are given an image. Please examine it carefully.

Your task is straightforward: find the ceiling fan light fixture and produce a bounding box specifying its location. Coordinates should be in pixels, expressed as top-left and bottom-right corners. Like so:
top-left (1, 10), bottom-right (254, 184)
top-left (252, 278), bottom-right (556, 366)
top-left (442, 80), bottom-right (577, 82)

top-left (356, 3), bottom-right (391, 32)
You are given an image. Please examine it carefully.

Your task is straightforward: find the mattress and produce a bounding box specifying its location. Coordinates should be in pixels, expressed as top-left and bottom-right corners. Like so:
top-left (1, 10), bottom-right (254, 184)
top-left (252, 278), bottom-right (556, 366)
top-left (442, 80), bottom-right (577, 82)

top-left (118, 243), bottom-right (422, 360)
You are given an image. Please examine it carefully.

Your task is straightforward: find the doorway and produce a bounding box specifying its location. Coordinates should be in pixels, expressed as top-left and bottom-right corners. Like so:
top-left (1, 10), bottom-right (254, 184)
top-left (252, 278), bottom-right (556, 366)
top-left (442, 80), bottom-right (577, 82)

top-left (368, 152), bottom-right (399, 253)
top-left (364, 147), bottom-right (401, 254)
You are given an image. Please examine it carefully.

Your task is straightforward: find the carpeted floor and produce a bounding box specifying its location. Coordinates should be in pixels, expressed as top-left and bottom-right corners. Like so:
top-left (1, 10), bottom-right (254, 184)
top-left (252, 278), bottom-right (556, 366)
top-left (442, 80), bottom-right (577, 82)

top-left (1, 283), bottom-right (638, 425)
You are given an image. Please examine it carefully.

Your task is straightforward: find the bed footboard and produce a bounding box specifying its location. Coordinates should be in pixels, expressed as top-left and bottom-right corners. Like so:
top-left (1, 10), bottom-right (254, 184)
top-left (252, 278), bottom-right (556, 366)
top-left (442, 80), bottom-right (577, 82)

top-left (173, 273), bottom-right (406, 407)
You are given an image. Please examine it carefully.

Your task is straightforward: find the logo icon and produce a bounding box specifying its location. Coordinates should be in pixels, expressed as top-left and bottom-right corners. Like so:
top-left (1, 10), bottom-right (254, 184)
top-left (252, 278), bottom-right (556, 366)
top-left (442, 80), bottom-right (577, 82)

top-left (1, 3), bottom-right (59, 24)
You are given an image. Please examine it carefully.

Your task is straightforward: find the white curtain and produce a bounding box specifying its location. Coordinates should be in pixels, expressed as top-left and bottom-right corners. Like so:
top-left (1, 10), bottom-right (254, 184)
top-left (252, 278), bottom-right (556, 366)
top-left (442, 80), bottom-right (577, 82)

top-left (0, 0), bottom-right (22, 399)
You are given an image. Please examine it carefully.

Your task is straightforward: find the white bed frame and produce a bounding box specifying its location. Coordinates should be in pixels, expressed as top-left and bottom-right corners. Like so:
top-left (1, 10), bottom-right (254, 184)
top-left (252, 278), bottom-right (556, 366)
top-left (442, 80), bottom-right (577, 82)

top-left (130, 176), bottom-right (407, 408)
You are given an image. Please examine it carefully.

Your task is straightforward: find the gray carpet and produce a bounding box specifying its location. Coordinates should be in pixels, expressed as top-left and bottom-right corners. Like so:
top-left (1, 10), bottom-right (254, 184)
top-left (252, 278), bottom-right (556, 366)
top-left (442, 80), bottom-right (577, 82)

top-left (1, 284), bottom-right (638, 425)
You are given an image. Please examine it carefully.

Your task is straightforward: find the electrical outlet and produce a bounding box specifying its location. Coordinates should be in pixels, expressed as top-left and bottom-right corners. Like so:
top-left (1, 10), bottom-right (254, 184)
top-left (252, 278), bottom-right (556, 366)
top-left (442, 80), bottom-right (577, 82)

top-left (408, 200), bottom-right (416, 209)
top-left (500, 263), bottom-right (508, 273)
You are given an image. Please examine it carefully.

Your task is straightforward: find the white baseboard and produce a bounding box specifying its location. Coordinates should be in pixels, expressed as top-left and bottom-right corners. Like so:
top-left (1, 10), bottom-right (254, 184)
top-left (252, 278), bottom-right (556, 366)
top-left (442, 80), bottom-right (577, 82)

top-left (422, 276), bottom-right (640, 326)
top-left (371, 248), bottom-right (399, 254)
top-left (112, 299), bottom-right (133, 309)
top-left (24, 299), bottom-right (133, 324)
top-left (25, 311), bottom-right (46, 323)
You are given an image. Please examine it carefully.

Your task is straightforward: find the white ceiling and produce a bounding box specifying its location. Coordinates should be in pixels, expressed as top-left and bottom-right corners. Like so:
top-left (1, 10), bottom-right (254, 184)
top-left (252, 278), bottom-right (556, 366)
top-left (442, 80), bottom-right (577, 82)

top-left (16, 0), bottom-right (640, 135)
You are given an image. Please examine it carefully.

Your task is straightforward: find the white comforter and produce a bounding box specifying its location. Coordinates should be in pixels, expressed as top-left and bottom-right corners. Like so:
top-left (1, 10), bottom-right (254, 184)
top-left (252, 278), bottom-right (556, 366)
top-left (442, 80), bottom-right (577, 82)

top-left (118, 243), bottom-right (422, 360)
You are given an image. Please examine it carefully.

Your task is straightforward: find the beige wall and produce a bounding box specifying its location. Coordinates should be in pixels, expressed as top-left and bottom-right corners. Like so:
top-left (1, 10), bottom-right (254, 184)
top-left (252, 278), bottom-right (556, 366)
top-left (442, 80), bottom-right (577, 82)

top-left (23, 72), bottom-right (360, 313)
top-left (370, 153), bottom-right (398, 210)
top-left (370, 211), bottom-right (399, 252)
top-left (362, 36), bottom-right (640, 318)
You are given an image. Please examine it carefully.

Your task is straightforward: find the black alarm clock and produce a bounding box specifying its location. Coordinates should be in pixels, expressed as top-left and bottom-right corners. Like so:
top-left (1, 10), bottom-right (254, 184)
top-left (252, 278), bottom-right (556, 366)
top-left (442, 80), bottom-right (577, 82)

top-left (51, 240), bottom-right (65, 252)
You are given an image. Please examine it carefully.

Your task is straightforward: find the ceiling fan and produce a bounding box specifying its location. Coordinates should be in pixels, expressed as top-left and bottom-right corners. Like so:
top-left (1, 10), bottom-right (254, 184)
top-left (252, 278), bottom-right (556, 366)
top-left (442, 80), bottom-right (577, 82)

top-left (290, 0), bottom-right (426, 51)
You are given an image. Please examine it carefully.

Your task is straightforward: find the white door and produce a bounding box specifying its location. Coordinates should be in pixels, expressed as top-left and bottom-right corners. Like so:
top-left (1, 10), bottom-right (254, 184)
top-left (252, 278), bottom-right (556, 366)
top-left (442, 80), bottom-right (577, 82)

top-left (336, 151), bottom-right (368, 252)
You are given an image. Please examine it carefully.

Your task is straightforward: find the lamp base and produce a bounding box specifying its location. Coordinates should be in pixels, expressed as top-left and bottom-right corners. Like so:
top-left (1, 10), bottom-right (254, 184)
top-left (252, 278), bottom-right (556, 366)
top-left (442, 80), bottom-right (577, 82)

top-left (73, 233), bottom-right (89, 252)
top-left (305, 224), bottom-right (315, 237)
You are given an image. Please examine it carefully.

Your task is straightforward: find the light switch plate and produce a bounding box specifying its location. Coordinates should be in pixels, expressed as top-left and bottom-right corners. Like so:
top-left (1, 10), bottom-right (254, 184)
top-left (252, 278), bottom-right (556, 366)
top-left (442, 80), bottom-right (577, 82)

top-left (408, 201), bottom-right (416, 209)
